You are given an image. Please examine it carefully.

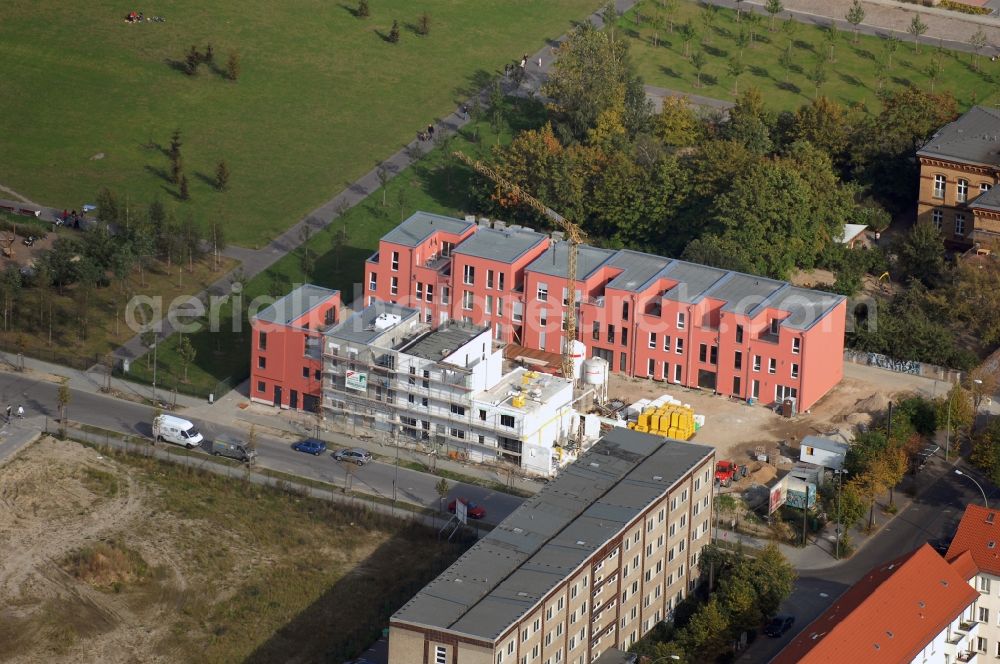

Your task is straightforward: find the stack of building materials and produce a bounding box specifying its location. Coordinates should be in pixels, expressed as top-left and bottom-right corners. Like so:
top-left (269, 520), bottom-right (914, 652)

top-left (627, 403), bottom-right (696, 440)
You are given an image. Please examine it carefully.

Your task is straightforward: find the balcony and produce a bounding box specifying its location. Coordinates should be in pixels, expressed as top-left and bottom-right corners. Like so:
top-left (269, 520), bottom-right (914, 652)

top-left (757, 331), bottom-right (779, 345)
top-left (957, 650), bottom-right (978, 663)
top-left (587, 295), bottom-right (606, 308)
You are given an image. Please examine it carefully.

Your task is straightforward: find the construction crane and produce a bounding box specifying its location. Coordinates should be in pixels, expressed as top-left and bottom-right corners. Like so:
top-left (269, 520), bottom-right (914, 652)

top-left (452, 151), bottom-right (586, 380)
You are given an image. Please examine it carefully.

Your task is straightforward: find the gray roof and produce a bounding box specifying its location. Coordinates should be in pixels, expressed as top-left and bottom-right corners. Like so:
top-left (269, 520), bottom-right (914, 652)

top-left (381, 211), bottom-right (475, 247)
top-left (252, 284), bottom-right (338, 327)
top-left (326, 302), bottom-right (419, 346)
top-left (526, 242), bottom-right (616, 280)
top-left (972, 186), bottom-right (1000, 212)
top-left (391, 428), bottom-right (715, 641)
top-left (710, 272), bottom-right (787, 316)
top-left (660, 260), bottom-right (729, 301)
top-left (802, 435), bottom-right (848, 455)
top-left (594, 649), bottom-right (637, 664)
top-left (401, 323), bottom-right (488, 361)
top-left (452, 227), bottom-right (548, 264)
top-left (759, 286), bottom-right (844, 331)
top-left (605, 250), bottom-right (671, 291)
top-left (917, 106), bottom-right (1000, 168)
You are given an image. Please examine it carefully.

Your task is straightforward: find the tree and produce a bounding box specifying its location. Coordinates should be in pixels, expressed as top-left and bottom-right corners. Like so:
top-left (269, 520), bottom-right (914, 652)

top-left (788, 96), bottom-right (849, 159)
top-left (376, 162), bottom-right (391, 205)
top-left (971, 28), bottom-right (988, 71)
top-left (601, 1), bottom-right (617, 39)
top-left (808, 60), bottom-right (827, 97)
top-left (226, 51), bottom-right (241, 81)
top-left (700, 5), bottom-right (719, 44)
top-left (247, 424), bottom-right (257, 454)
top-left (214, 159), bottom-right (230, 191)
top-left (435, 477), bottom-right (450, 513)
top-left (940, 383), bottom-right (975, 436)
top-left (663, 0), bottom-right (678, 33)
top-left (968, 368), bottom-right (998, 420)
top-left (676, 598), bottom-right (731, 659)
top-left (57, 384), bottom-right (70, 438)
top-left (823, 26), bottom-right (839, 63)
top-left (679, 20), bottom-right (698, 58)
top-left (883, 35), bottom-right (900, 69)
top-left (691, 51), bottom-right (707, 87)
top-left (185, 45), bottom-right (200, 75)
top-left (204, 43), bottom-right (214, 64)
top-left (895, 221), bottom-right (945, 287)
top-left (765, 0), bottom-right (783, 31)
top-left (141, 330), bottom-right (157, 369)
top-left (489, 80), bottom-right (506, 145)
top-left (727, 57), bottom-right (745, 96)
top-left (845, 0), bottom-right (865, 43)
top-left (735, 29), bottom-right (750, 59)
top-left (907, 14), bottom-right (928, 53)
top-left (388, 20), bottom-right (400, 43)
top-left (179, 174), bottom-right (190, 201)
top-left (417, 12), bottom-right (431, 36)
top-left (781, 15), bottom-right (798, 40)
top-left (210, 219), bottom-right (226, 271)
top-left (177, 334), bottom-right (197, 382)
top-left (746, 12), bottom-right (763, 47)
top-left (357, 0), bottom-right (370, 18)
top-left (778, 41), bottom-right (794, 82)
top-left (654, 95), bottom-right (703, 146)
top-left (926, 54), bottom-right (944, 93)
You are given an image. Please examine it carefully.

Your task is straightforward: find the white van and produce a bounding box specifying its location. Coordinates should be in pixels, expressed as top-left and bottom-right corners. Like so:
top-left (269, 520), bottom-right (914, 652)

top-left (153, 414), bottom-right (204, 449)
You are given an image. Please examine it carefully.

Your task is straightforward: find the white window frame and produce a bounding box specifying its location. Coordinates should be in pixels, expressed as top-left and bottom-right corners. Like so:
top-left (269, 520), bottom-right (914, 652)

top-left (463, 290), bottom-right (474, 311)
top-left (391, 251), bottom-right (399, 271)
top-left (648, 332), bottom-right (656, 349)
top-left (768, 358), bottom-right (777, 374)
top-left (369, 273), bottom-right (377, 292)
top-left (932, 209), bottom-right (943, 230)
top-left (390, 276), bottom-right (398, 296)
top-left (537, 282), bottom-right (549, 302)
top-left (753, 355), bottom-right (761, 372)
top-left (956, 213), bottom-right (966, 236)
top-left (676, 312), bottom-right (685, 329)
top-left (792, 337), bottom-right (800, 354)
top-left (463, 264), bottom-right (475, 286)
top-left (933, 174), bottom-right (946, 199)
top-left (791, 363), bottom-right (799, 379)
top-left (958, 178), bottom-right (969, 203)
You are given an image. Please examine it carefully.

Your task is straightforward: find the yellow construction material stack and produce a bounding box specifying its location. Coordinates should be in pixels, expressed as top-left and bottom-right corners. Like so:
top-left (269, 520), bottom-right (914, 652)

top-left (512, 394), bottom-right (526, 408)
top-left (635, 404), bottom-right (695, 440)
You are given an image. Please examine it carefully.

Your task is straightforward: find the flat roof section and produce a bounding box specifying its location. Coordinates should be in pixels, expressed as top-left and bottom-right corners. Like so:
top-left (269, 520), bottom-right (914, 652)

top-left (401, 323), bottom-right (489, 361)
top-left (660, 261), bottom-right (729, 302)
top-left (760, 286), bottom-right (845, 331)
top-left (452, 227), bottom-right (548, 264)
top-left (604, 250), bottom-right (671, 292)
top-left (527, 242), bottom-right (616, 280)
top-left (381, 211), bottom-right (475, 248)
top-left (916, 106), bottom-right (1000, 168)
top-left (475, 367), bottom-right (572, 413)
top-left (391, 428), bottom-right (715, 641)
top-left (326, 302), bottom-right (420, 346)
top-left (253, 284), bottom-right (338, 327)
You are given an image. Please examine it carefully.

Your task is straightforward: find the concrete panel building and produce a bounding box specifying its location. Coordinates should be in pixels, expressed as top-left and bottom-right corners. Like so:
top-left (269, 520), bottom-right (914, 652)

top-left (389, 428), bottom-right (716, 664)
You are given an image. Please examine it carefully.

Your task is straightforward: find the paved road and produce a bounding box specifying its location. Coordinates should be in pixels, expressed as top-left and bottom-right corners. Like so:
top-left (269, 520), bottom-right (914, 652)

top-left (0, 371), bottom-right (524, 526)
top-left (742, 453), bottom-right (996, 663)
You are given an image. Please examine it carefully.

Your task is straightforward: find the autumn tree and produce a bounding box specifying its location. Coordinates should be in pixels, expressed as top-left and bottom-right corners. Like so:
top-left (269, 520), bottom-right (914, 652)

top-left (845, 0), bottom-right (865, 43)
top-left (971, 28), bottom-right (988, 71)
top-left (177, 334), bottom-right (197, 382)
top-left (417, 12), bottom-right (431, 35)
top-left (907, 14), bottom-right (928, 52)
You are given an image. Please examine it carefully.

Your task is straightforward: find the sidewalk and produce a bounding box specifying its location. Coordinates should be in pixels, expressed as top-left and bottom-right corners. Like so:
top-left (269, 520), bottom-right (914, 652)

top-left (0, 415), bottom-right (43, 468)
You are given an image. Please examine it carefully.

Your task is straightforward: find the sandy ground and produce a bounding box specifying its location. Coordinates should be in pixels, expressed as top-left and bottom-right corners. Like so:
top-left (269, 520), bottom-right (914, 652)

top-left (606, 360), bottom-right (944, 462)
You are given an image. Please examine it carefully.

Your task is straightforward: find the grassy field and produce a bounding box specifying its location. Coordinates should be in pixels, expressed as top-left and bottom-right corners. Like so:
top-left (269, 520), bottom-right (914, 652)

top-left (619, 1), bottom-right (1000, 110)
top-left (0, 0), bottom-right (600, 248)
top-left (125, 97), bottom-right (544, 396)
top-left (0, 437), bottom-right (466, 663)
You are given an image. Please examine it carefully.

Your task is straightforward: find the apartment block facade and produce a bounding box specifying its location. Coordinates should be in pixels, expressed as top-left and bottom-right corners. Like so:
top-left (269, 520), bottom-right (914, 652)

top-left (947, 504), bottom-right (1000, 659)
top-left (249, 285), bottom-right (341, 410)
top-left (917, 106), bottom-right (1000, 249)
top-left (367, 212), bottom-right (846, 411)
top-left (389, 428), bottom-right (716, 664)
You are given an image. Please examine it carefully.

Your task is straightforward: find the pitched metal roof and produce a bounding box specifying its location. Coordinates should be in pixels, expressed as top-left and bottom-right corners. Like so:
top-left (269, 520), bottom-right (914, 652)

top-left (391, 428), bottom-right (715, 641)
top-left (801, 435), bottom-right (849, 455)
top-left (916, 106), bottom-right (1000, 168)
top-left (381, 211), bottom-right (475, 247)
top-left (452, 227), bottom-right (548, 264)
top-left (773, 544), bottom-right (979, 664)
top-left (252, 284), bottom-right (338, 326)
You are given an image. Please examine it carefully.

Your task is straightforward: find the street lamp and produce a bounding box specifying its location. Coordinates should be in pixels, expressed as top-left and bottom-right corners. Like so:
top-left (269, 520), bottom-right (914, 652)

top-left (835, 468), bottom-right (849, 560)
top-left (955, 469), bottom-right (989, 508)
top-left (974, 379), bottom-right (984, 432)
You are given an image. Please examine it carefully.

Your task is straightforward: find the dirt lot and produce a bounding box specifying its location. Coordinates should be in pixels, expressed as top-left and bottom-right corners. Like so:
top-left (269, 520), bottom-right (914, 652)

top-left (0, 438), bottom-right (464, 663)
top-left (607, 361), bottom-right (947, 462)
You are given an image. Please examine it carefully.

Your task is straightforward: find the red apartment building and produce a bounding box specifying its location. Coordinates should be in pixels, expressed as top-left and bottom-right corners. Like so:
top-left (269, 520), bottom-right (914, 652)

top-left (249, 284), bottom-right (340, 411)
top-left (365, 212), bottom-right (847, 411)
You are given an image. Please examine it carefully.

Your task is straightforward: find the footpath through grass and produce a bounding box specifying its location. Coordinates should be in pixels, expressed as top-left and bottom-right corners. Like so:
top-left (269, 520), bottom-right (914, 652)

top-left (620, 1), bottom-right (999, 111)
top-left (0, 0), bottom-right (600, 248)
top-left (126, 98), bottom-right (545, 396)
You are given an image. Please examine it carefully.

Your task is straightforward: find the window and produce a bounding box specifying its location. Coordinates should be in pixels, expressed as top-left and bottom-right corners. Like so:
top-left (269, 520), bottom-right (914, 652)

top-left (674, 364), bottom-right (682, 383)
top-left (792, 337), bottom-right (800, 354)
top-left (768, 358), bottom-right (777, 374)
top-left (368, 273), bottom-right (377, 292)
top-left (978, 637), bottom-right (987, 654)
top-left (390, 276), bottom-right (398, 296)
top-left (500, 414), bottom-right (515, 428)
top-left (451, 404), bottom-right (466, 416)
top-left (426, 284), bottom-right (434, 301)
top-left (620, 353), bottom-right (627, 372)
top-left (546, 607), bottom-right (553, 620)
top-left (735, 324), bottom-right (744, 344)
top-left (649, 332), bottom-right (657, 349)
top-left (956, 213), bottom-right (966, 236)
top-left (753, 355), bottom-right (761, 371)
top-left (607, 324), bottom-right (615, 344)
top-left (537, 282), bottom-right (548, 301)
top-left (487, 269), bottom-right (494, 289)
top-left (485, 295), bottom-right (493, 315)
top-left (498, 273), bottom-right (505, 290)
top-left (734, 350), bottom-right (742, 370)
top-left (513, 301), bottom-right (523, 323)
top-left (647, 358), bottom-right (656, 376)
top-left (463, 264), bottom-right (475, 285)
top-left (534, 618), bottom-right (541, 632)
top-left (391, 251), bottom-right (399, 271)
top-left (257, 356), bottom-right (266, 369)
top-left (983, 183), bottom-right (994, 193)
top-left (791, 363), bottom-right (799, 379)
top-left (258, 331), bottom-right (267, 350)
top-left (435, 646), bottom-right (448, 664)
top-left (958, 178), bottom-right (969, 203)
top-left (662, 361), bottom-right (670, 380)
top-left (622, 301), bottom-right (630, 321)
top-left (415, 282), bottom-right (424, 301)
top-left (676, 312), bottom-right (685, 329)
top-left (932, 209), bottom-right (943, 230)
top-left (699, 344), bottom-right (707, 363)
top-left (675, 338), bottom-right (683, 354)
top-left (508, 641), bottom-right (515, 655)
top-left (663, 335), bottom-right (671, 352)
top-left (980, 576), bottom-right (991, 593)
top-left (980, 607), bottom-right (990, 623)
top-left (933, 174), bottom-right (946, 198)
top-left (463, 291), bottom-right (474, 311)
top-left (302, 367), bottom-right (310, 378)
top-left (621, 328), bottom-right (628, 346)
top-left (257, 380), bottom-right (266, 392)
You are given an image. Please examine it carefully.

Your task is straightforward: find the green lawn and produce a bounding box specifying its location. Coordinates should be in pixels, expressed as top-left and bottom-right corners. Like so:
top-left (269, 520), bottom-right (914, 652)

top-left (0, 0), bottom-right (599, 248)
top-left (125, 98), bottom-right (544, 396)
top-left (619, 2), bottom-right (999, 111)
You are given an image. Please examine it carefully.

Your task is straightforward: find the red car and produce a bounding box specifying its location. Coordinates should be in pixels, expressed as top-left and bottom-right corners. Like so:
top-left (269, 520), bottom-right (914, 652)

top-left (448, 498), bottom-right (486, 519)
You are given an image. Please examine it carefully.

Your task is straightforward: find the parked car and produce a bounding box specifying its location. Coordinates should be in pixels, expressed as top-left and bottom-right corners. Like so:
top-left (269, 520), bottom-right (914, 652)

top-left (764, 614), bottom-right (795, 637)
top-left (292, 439), bottom-right (327, 456)
top-left (212, 435), bottom-right (257, 464)
top-left (448, 498), bottom-right (486, 519)
top-left (333, 448), bottom-right (373, 466)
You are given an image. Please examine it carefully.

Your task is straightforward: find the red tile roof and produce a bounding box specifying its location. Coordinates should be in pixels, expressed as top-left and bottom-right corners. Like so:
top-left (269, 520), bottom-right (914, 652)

top-left (772, 544), bottom-right (979, 664)
top-left (946, 504), bottom-right (1000, 577)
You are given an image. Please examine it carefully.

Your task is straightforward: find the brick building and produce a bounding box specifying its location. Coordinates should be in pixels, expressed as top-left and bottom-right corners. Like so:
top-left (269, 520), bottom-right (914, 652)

top-left (366, 212), bottom-right (846, 411)
top-left (917, 106), bottom-right (1000, 249)
top-left (389, 428), bottom-right (716, 664)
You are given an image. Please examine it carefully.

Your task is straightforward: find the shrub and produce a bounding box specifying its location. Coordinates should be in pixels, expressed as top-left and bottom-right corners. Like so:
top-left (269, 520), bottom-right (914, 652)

top-left (358, 0), bottom-right (370, 18)
top-left (417, 12), bottom-right (431, 35)
top-left (388, 20), bottom-right (400, 43)
top-left (226, 51), bottom-right (241, 81)
top-left (939, 0), bottom-right (991, 13)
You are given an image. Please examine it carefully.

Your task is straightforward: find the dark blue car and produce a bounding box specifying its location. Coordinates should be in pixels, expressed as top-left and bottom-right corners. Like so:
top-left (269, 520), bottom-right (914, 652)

top-left (292, 439), bottom-right (327, 456)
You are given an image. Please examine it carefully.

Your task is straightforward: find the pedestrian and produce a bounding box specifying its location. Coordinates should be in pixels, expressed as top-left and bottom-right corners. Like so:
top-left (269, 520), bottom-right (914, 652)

top-left (537, 57), bottom-right (542, 68)
top-left (461, 103), bottom-right (469, 118)
top-left (5, 405), bottom-right (10, 423)
top-left (427, 124), bottom-right (435, 139)
top-left (16, 405), bottom-right (23, 419)
top-left (520, 57), bottom-right (526, 69)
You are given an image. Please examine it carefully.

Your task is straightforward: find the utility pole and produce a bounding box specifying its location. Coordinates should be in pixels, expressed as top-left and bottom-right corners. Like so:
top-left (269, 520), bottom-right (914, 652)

top-left (152, 336), bottom-right (158, 404)
top-left (835, 469), bottom-right (849, 560)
